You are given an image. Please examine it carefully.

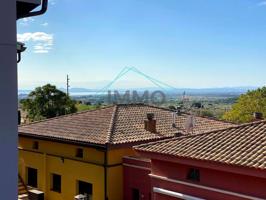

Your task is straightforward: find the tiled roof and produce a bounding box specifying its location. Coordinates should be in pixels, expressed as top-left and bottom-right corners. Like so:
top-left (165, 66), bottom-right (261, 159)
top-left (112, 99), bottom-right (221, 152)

top-left (135, 120), bottom-right (266, 170)
top-left (19, 106), bottom-right (115, 145)
top-left (19, 104), bottom-right (234, 146)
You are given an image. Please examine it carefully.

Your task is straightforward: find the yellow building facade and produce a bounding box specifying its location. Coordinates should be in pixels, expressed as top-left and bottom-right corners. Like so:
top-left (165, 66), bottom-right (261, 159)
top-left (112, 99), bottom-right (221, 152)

top-left (18, 136), bottom-right (134, 200)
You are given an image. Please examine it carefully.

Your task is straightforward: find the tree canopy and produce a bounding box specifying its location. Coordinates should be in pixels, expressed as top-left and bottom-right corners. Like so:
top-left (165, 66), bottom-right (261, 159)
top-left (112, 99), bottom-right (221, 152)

top-left (21, 84), bottom-right (77, 121)
top-left (222, 87), bottom-right (266, 123)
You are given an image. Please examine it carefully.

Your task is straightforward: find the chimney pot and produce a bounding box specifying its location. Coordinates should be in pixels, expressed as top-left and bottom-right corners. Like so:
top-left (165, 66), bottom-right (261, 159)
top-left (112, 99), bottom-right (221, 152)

top-left (176, 106), bottom-right (182, 116)
top-left (147, 113), bottom-right (154, 121)
top-left (145, 113), bottom-right (156, 133)
top-left (253, 112), bottom-right (263, 120)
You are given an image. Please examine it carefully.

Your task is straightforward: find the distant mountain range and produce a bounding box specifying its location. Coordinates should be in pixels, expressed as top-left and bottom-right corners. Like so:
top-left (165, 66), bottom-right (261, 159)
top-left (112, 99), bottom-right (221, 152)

top-left (59, 88), bottom-right (95, 93)
top-left (18, 86), bottom-right (259, 96)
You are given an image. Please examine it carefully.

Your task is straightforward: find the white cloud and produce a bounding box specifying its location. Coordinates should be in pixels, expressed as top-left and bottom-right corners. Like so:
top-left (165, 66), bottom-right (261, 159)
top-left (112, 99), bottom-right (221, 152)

top-left (22, 17), bottom-right (35, 22)
top-left (49, 0), bottom-right (56, 5)
top-left (19, 17), bottom-right (35, 26)
top-left (17, 32), bottom-right (53, 43)
top-left (17, 32), bottom-right (54, 54)
top-left (41, 22), bottom-right (49, 26)
top-left (258, 1), bottom-right (266, 6)
top-left (34, 43), bottom-right (53, 53)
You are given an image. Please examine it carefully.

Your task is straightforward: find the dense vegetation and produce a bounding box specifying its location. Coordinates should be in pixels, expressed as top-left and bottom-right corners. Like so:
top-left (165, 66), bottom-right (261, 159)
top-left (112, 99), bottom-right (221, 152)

top-left (222, 87), bottom-right (266, 123)
top-left (21, 84), bottom-right (77, 121)
top-left (75, 102), bottom-right (102, 111)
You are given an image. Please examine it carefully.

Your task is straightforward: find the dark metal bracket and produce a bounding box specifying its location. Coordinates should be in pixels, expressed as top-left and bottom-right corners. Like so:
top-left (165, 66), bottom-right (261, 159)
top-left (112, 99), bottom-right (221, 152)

top-left (17, 0), bottom-right (48, 19)
top-left (17, 42), bottom-right (27, 63)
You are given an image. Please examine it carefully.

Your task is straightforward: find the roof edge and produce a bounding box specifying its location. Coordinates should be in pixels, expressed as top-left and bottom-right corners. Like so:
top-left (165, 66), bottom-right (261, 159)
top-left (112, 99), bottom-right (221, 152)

top-left (19, 105), bottom-right (115, 127)
top-left (19, 132), bottom-right (107, 149)
top-left (134, 119), bottom-right (266, 150)
top-left (137, 150), bottom-right (266, 172)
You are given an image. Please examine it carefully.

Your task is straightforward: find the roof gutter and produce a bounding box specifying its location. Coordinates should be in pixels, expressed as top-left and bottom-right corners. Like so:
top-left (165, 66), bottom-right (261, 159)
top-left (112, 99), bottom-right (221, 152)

top-left (17, 0), bottom-right (48, 19)
top-left (19, 133), bottom-right (107, 150)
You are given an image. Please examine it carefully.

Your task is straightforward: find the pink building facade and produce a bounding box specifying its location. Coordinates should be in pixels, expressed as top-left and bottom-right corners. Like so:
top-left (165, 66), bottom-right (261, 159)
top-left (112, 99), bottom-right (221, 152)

top-left (123, 156), bottom-right (151, 200)
top-left (124, 154), bottom-right (266, 200)
top-left (124, 121), bottom-right (266, 200)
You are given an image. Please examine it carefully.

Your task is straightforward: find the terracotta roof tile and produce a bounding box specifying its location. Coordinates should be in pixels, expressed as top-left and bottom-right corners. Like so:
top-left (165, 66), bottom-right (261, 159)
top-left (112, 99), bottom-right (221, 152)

top-left (19, 106), bottom-right (115, 145)
top-left (135, 120), bottom-right (266, 170)
top-left (19, 104), bottom-right (235, 146)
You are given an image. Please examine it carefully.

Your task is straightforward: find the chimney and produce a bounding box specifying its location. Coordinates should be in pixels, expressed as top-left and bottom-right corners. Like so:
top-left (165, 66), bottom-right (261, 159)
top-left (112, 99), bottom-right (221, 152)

top-left (144, 113), bottom-right (156, 133)
top-left (253, 112), bottom-right (263, 120)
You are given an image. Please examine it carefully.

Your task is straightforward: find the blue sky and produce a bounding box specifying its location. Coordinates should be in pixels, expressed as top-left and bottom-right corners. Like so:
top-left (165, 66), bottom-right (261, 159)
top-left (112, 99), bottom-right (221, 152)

top-left (17, 0), bottom-right (266, 89)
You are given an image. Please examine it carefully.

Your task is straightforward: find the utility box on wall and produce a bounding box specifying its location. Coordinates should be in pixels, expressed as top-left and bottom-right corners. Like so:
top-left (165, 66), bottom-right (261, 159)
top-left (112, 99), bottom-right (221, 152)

top-left (74, 194), bottom-right (88, 200)
top-left (28, 189), bottom-right (44, 200)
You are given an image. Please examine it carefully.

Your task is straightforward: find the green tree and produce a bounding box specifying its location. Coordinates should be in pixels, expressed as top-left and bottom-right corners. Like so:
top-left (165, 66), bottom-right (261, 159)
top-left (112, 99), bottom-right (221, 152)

top-left (222, 87), bottom-right (266, 123)
top-left (21, 84), bottom-right (77, 121)
top-left (200, 110), bottom-right (214, 118)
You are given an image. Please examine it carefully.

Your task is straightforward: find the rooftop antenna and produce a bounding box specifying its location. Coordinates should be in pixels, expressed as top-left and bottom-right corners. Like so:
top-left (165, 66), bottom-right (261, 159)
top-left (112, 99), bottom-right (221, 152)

top-left (67, 75), bottom-right (70, 96)
top-left (185, 113), bottom-right (196, 134)
top-left (172, 112), bottom-right (177, 128)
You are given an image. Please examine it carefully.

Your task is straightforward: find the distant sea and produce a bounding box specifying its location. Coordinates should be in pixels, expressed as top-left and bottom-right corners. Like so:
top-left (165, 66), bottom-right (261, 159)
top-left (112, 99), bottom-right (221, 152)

top-left (18, 86), bottom-right (258, 97)
top-left (18, 90), bottom-right (106, 96)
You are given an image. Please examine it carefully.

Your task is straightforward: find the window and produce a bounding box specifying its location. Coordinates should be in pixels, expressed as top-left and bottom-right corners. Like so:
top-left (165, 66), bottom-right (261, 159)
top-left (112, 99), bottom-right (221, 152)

top-left (76, 148), bottom-right (83, 158)
top-left (187, 168), bottom-right (200, 182)
top-left (27, 167), bottom-right (37, 187)
top-left (78, 180), bottom-right (92, 200)
top-left (32, 141), bottom-right (39, 150)
top-left (132, 188), bottom-right (140, 200)
top-left (51, 173), bottom-right (61, 193)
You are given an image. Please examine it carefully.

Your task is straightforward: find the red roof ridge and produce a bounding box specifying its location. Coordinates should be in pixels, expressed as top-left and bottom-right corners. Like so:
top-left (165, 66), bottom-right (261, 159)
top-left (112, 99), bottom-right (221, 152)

top-left (106, 105), bottom-right (118, 144)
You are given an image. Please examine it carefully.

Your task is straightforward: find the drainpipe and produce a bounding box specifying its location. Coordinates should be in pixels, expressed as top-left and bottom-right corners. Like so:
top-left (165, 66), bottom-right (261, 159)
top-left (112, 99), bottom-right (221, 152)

top-left (104, 146), bottom-right (108, 200)
top-left (43, 153), bottom-right (47, 198)
top-left (0, 0), bottom-right (17, 199)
